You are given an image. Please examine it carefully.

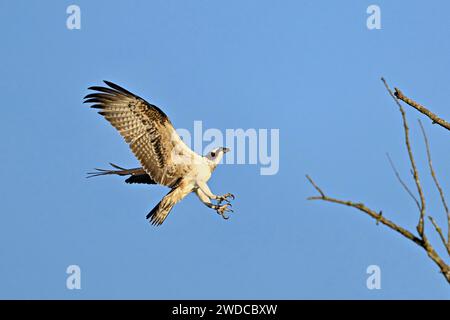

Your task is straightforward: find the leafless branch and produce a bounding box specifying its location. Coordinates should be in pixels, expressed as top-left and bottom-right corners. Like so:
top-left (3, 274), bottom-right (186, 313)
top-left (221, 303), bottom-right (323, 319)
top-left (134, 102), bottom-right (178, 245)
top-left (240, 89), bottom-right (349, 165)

top-left (306, 78), bottom-right (450, 284)
top-left (382, 78), bottom-right (426, 236)
top-left (307, 175), bottom-right (450, 283)
top-left (394, 88), bottom-right (450, 132)
top-left (418, 120), bottom-right (450, 252)
top-left (386, 153), bottom-right (420, 210)
top-left (306, 176), bottom-right (423, 247)
top-left (428, 216), bottom-right (450, 256)
top-left (305, 174), bottom-right (325, 198)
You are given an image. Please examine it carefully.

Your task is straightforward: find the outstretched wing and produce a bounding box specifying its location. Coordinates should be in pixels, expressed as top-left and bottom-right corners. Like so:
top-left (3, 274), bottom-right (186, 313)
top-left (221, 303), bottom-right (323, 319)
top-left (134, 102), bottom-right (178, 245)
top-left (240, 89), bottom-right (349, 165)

top-left (146, 180), bottom-right (192, 226)
top-left (84, 81), bottom-right (197, 187)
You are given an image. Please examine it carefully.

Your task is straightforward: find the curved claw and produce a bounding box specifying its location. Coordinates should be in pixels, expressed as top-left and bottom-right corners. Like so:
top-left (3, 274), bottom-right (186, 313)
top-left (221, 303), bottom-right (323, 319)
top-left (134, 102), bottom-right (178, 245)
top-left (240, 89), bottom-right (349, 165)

top-left (215, 203), bottom-right (233, 220)
top-left (217, 193), bottom-right (236, 204)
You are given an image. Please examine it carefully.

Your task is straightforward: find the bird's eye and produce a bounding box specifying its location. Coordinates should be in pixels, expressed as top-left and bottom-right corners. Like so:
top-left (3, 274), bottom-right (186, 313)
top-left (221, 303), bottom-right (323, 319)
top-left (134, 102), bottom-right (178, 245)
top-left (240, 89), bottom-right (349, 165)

top-left (211, 152), bottom-right (216, 157)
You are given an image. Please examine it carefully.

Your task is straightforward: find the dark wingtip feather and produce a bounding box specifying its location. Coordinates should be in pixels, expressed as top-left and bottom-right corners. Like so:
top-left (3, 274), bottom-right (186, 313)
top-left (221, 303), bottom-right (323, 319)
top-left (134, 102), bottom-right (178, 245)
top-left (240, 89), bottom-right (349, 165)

top-left (83, 98), bottom-right (101, 104)
top-left (146, 207), bottom-right (156, 220)
top-left (146, 203), bottom-right (160, 222)
top-left (151, 218), bottom-right (163, 226)
top-left (103, 80), bottom-right (135, 97)
top-left (84, 93), bottom-right (97, 99)
top-left (87, 86), bottom-right (118, 95)
top-left (147, 202), bottom-right (166, 226)
top-left (90, 104), bottom-right (105, 109)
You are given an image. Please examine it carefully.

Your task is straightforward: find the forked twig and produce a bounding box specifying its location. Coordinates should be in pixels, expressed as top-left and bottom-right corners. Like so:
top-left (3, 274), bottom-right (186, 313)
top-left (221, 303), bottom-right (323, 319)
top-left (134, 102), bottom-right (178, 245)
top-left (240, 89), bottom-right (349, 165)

top-left (306, 78), bottom-right (450, 283)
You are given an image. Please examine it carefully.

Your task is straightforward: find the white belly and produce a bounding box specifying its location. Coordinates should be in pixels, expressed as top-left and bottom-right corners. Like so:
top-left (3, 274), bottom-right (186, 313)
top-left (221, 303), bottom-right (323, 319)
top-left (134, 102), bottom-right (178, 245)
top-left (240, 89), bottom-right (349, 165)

top-left (194, 163), bottom-right (212, 182)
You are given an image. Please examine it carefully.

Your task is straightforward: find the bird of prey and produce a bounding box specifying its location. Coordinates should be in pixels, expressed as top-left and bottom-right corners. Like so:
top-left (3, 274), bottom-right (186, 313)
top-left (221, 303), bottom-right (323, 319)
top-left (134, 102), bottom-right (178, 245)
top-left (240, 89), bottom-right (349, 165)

top-left (84, 81), bottom-right (235, 226)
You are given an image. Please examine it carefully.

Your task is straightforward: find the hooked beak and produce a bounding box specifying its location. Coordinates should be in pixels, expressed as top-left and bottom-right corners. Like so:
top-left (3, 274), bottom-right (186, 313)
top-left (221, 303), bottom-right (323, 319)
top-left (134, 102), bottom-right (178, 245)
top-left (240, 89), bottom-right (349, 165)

top-left (222, 147), bottom-right (230, 153)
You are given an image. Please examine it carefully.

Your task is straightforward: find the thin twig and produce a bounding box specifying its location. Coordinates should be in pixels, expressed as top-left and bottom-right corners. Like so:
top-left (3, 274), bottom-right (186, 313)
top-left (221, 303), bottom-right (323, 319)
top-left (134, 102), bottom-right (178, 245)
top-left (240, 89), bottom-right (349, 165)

top-left (306, 179), bottom-right (423, 246)
top-left (306, 175), bottom-right (450, 283)
top-left (418, 120), bottom-right (450, 248)
top-left (386, 153), bottom-right (420, 210)
top-left (394, 88), bottom-right (450, 132)
top-left (428, 216), bottom-right (450, 256)
top-left (305, 174), bottom-right (325, 198)
top-left (381, 78), bottom-right (426, 236)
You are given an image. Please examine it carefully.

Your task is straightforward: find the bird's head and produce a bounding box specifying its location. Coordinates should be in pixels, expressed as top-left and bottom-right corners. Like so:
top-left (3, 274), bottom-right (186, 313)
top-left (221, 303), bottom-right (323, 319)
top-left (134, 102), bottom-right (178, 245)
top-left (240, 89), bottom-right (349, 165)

top-left (205, 147), bottom-right (230, 167)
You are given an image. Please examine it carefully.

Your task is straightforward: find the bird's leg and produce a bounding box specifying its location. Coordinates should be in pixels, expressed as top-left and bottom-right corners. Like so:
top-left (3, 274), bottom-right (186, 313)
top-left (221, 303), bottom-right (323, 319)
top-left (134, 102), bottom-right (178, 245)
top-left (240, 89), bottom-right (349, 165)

top-left (196, 181), bottom-right (235, 204)
top-left (195, 188), bottom-right (233, 220)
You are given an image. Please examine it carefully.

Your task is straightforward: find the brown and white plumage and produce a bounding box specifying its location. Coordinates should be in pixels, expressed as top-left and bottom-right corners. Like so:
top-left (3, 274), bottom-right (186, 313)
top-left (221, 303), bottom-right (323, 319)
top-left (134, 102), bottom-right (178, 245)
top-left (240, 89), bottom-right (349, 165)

top-left (85, 81), bottom-right (195, 188)
top-left (85, 81), bottom-right (234, 226)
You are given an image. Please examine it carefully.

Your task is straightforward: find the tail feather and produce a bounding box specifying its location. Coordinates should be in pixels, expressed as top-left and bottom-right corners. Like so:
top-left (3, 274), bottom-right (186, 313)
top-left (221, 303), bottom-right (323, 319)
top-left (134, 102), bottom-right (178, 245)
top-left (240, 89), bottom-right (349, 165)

top-left (87, 163), bottom-right (156, 184)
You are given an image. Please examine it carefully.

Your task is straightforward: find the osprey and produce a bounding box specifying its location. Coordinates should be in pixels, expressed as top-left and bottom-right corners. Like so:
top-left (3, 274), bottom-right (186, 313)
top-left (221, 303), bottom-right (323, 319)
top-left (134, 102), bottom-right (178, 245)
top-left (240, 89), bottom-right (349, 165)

top-left (84, 81), bottom-right (234, 226)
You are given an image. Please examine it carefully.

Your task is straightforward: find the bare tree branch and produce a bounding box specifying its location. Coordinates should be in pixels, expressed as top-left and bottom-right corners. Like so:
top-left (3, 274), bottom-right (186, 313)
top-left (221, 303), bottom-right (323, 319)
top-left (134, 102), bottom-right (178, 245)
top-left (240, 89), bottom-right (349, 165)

top-left (307, 175), bottom-right (450, 283)
top-left (394, 88), bottom-right (450, 132)
top-left (382, 78), bottom-right (426, 236)
top-left (306, 176), bottom-right (423, 247)
top-left (418, 120), bottom-right (450, 251)
top-left (305, 174), bottom-right (325, 198)
top-left (306, 78), bottom-right (450, 284)
top-left (428, 216), bottom-right (450, 256)
top-left (307, 176), bottom-right (450, 284)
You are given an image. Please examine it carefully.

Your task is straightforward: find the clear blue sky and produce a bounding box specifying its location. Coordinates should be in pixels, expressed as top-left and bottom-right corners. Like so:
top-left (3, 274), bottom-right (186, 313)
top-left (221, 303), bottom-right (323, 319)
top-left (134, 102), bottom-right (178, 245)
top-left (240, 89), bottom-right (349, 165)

top-left (0, 0), bottom-right (449, 299)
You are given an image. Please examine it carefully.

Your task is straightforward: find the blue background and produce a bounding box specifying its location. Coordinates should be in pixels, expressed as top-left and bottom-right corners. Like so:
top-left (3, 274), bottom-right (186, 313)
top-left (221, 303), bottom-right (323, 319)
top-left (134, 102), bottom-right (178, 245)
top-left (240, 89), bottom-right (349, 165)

top-left (0, 0), bottom-right (449, 298)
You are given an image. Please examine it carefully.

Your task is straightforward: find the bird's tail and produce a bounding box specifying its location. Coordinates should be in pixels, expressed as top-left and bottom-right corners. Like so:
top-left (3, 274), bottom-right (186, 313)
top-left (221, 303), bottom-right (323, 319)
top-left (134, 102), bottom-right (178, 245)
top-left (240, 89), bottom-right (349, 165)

top-left (86, 163), bottom-right (146, 178)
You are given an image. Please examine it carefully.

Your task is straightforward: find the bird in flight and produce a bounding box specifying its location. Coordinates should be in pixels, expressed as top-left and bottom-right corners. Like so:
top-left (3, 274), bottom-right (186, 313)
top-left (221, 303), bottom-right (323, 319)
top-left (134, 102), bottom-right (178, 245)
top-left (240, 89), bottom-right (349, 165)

top-left (84, 81), bottom-right (235, 226)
